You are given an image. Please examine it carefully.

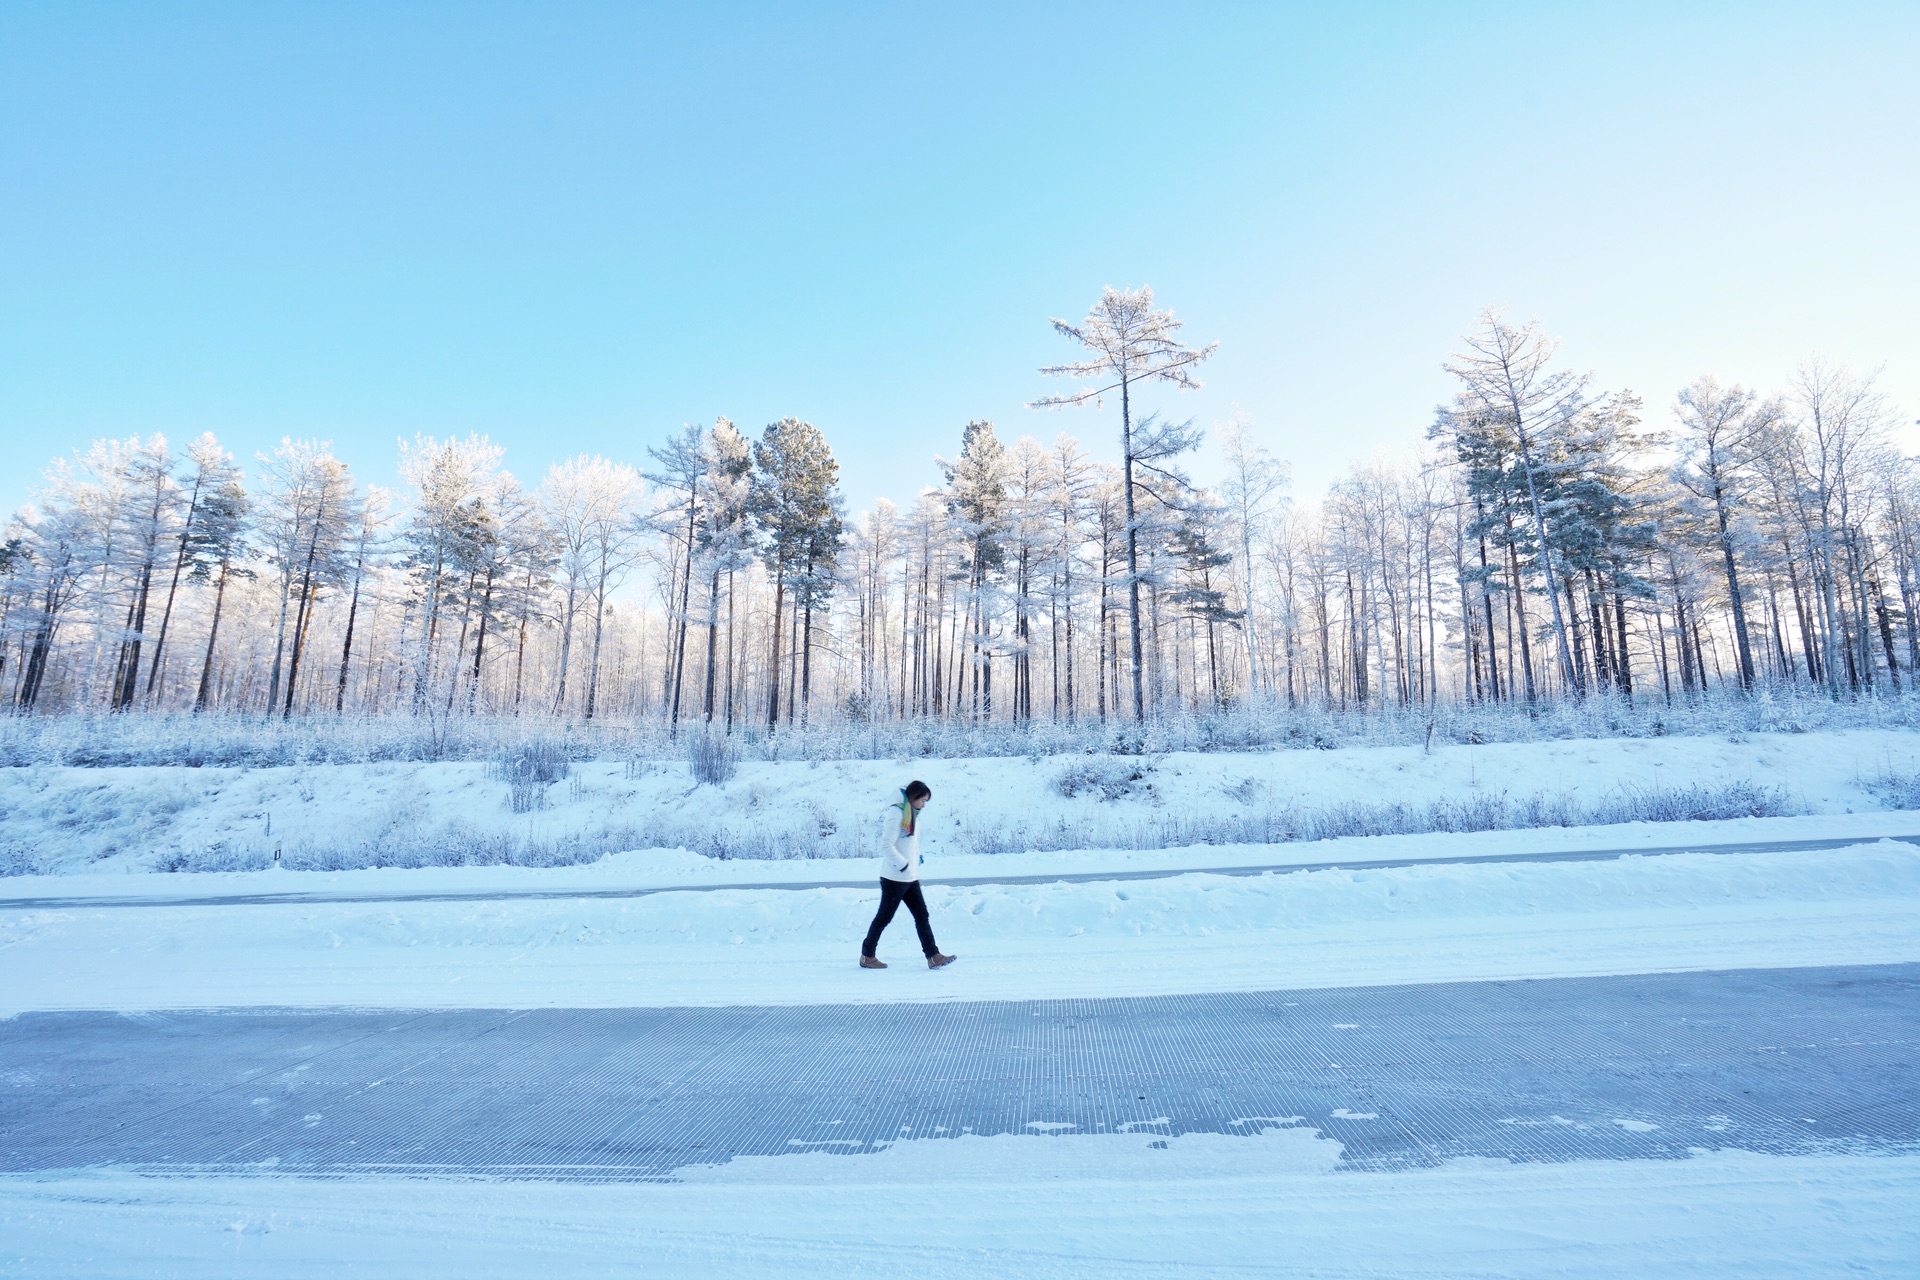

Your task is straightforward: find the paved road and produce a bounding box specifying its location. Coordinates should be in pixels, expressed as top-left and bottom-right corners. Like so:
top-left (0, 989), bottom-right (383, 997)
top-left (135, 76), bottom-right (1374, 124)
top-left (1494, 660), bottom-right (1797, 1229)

top-left (5, 833), bottom-right (1915, 911)
top-left (3, 964), bottom-right (1914, 1180)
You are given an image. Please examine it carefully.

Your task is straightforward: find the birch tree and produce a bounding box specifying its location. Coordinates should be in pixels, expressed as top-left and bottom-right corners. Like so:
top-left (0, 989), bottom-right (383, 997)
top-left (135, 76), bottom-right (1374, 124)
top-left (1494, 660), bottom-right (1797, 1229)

top-left (1217, 414), bottom-right (1290, 700)
top-left (540, 454), bottom-right (644, 719)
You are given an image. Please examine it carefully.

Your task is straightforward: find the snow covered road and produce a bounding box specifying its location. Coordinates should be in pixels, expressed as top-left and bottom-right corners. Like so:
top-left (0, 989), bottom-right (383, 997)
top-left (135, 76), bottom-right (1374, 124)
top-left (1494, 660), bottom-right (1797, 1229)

top-left (5, 964), bottom-right (1915, 1181)
top-left (5, 826), bottom-right (1919, 1275)
top-left (6, 840), bottom-right (1919, 1012)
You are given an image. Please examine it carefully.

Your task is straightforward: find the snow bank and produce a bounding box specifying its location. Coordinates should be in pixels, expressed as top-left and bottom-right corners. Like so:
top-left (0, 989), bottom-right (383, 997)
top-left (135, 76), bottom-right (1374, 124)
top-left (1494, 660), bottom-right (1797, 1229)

top-left (6, 843), bottom-right (1917, 1012)
top-left (6, 727), bottom-right (1919, 876)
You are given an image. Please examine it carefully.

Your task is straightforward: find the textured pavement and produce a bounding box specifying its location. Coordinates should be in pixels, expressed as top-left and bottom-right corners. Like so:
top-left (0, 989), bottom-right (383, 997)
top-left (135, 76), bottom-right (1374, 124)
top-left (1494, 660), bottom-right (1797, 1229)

top-left (3, 963), bottom-right (1915, 1181)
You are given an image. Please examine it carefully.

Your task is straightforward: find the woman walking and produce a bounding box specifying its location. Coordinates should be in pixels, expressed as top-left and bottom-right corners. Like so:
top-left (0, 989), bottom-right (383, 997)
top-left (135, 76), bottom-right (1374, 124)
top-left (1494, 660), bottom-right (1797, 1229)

top-left (860, 780), bottom-right (956, 970)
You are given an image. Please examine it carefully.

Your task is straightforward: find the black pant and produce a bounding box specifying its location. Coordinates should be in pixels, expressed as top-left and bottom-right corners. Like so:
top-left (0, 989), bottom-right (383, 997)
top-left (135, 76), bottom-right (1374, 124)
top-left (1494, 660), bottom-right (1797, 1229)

top-left (862, 878), bottom-right (939, 958)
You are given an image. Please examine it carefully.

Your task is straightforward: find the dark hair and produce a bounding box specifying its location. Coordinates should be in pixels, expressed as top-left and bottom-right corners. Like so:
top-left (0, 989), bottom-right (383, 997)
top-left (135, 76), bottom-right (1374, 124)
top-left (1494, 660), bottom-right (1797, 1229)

top-left (904, 780), bottom-right (932, 803)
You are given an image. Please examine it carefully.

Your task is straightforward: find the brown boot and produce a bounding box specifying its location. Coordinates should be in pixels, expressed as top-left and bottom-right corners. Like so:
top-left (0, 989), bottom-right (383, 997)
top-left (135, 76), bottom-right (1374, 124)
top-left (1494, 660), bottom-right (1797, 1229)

top-left (860, 955), bottom-right (887, 969)
top-left (927, 953), bottom-right (956, 969)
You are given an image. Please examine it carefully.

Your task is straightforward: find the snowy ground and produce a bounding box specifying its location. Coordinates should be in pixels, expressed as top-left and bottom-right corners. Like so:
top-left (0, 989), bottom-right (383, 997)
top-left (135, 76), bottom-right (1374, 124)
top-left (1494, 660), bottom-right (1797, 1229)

top-left (7, 727), bottom-right (1920, 875)
top-left (5, 732), bottom-right (1920, 1276)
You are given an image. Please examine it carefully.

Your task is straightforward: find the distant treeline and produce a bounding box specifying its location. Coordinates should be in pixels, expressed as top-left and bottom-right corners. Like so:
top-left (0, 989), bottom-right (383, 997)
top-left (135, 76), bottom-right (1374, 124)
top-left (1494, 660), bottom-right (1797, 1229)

top-left (2, 294), bottom-right (1912, 727)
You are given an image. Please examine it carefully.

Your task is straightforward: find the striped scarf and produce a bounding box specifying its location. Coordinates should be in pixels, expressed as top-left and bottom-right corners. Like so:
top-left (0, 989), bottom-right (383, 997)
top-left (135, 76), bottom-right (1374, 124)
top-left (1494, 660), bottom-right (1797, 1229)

top-left (898, 790), bottom-right (916, 837)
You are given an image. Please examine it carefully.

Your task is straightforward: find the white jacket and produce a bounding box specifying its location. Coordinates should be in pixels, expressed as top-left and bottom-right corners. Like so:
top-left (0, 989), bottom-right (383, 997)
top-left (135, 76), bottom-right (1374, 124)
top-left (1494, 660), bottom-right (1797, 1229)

top-left (879, 800), bottom-right (923, 882)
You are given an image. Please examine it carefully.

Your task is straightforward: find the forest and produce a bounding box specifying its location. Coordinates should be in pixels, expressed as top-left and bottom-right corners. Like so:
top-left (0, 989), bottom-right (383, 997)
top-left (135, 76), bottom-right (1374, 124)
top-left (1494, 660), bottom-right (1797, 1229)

top-left (3, 291), bottom-right (1914, 748)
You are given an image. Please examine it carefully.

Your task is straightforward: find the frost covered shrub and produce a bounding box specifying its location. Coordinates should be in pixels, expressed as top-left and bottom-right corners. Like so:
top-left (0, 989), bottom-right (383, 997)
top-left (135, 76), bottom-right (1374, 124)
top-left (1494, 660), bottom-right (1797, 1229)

top-left (1053, 757), bottom-right (1155, 802)
top-left (495, 740), bottom-right (571, 814)
top-left (1595, 781), bottom-right (1794, 823)
top-left (156, 815), bottom-right (835, 874)
top-left (687, 729), bottom-right (741, 786)
top-left (0, 845), bottom-right (48, 876)
top-left (953, 780), bottom-right (1802, 856)
top-left (1859, 767), bottom-right (1920, 811)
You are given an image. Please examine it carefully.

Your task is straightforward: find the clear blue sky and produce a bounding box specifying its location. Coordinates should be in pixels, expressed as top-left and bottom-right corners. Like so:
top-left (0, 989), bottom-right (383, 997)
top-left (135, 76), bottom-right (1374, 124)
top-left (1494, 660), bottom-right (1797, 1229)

top-left (3, 2), bottom-right (1915, 520)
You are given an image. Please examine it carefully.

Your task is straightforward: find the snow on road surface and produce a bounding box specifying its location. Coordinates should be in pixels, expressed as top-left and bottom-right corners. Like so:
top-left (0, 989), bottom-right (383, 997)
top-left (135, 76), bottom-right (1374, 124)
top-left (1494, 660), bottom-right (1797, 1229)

top-left (3, 1143), bottom-right (1915, 1278)
top-left (6, 840), bottom-right (1918, 1012)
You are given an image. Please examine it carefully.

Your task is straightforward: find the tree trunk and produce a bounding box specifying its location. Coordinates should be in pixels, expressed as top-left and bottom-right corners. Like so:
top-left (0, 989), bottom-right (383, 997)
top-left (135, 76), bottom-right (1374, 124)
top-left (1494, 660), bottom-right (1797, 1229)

top-left (145, 478), bottom-right (205, 704)
top-left (766, 569), bottom-right (785, 728)
top-left (467, 566), bottom-right (497, 713)
top-left (194, 561), bottom-right (233, 712)
top-left (1120, 374), bottom-right (1146, 720)
top-left (1613, 592), bottom-right (1634, 696)
top-left (670, 505), bottom-right (695, 730)
top-left (1713, 491), bottom-right (1755, 688)
top-left (702, 563), bottom-right (722, 722)
top-left (334, 547), bottom-right (366, 713)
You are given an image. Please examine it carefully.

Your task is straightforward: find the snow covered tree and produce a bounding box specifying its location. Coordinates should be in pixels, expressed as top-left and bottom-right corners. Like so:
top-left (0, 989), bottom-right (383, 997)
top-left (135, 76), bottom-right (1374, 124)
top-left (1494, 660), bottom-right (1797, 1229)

top-left (1216, 415), bottom-right (1290, 700)
top-left (1003, 435), bottom-right (1056, 723)
top-left (187, 467), bottom-right (252, 712)
top-left (1045, 434), bottom-right (1097, 720)
top-left (644, 423), bottom-right (709, 732)
top-left (539, 453), bottom-right (644, 719)
top-left (331, 487), bottom-right (391, 713)
top-left (696, 418), bottom-right (755, 727)
top-left (1033, 286), bottom-right (1217, 720)
top-left (750, 418), bottom-right (844, 728)
top-left (1671, 377), bottom-right (1775, 690)
top-left (108, 435), bottom-right (180, 712)
top-left (398, 434), bottom-right (503, 715)
top-left (8, 494), bottom-right (90, 710)
top-left (939, 420), bottom-right (1011, 722)
top-left (251, 438), bottom-right (357, 715)
top-left (141, 434), bottom-right (232, 706)
top-left (1443, 311), bottom-right (1589, 696)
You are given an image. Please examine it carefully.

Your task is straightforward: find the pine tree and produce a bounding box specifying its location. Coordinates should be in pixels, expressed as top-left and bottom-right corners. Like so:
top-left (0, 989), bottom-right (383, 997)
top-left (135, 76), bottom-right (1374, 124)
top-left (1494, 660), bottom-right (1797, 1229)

top-left (644, 423), bottom-right (709, 732)
top-left (940, 420), bottom-right (1010, 721)
top-left (698, 418), bottom-right (754, 727)
top-left (143, 434), bottom-right (231, 705)
top-left (750, 419), bottom-right (844, 728)
top-left (109, 435), bottom-right (180, 712)
top-left (187, 472), bottom-right (253, 712)
top-left (1444, 311), bottom-right (1589, 696)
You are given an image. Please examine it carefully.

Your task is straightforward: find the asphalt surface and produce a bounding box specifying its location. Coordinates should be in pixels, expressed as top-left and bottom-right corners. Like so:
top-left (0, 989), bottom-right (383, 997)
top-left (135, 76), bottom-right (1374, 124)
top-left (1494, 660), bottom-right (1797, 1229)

top-left (4, 963), bottom-right (1914, 1181)
top-left (3, 833), bottom-right (1915, 912)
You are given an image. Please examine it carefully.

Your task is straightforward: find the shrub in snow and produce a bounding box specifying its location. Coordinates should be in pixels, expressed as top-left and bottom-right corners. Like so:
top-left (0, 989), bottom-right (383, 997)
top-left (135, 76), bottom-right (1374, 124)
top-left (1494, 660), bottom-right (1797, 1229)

top-left (1053, 757), bottom-right (1156, 802)
top-left (952, 780), bottom-right (1801, 857)
top-left (495, 740), bottom-right (571, 813)
top-left (687, 729), bottom-right (741, 786)
top-left (0, 845), bottom-right (46, 877)
top-left (1859, 767), bottom-right (1920, 811)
